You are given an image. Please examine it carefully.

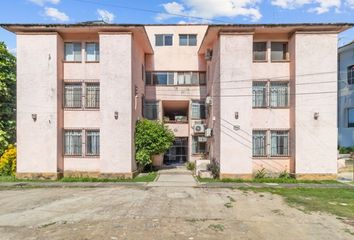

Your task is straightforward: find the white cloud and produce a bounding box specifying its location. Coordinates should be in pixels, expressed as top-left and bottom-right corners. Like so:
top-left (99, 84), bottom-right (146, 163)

top-left (97, 9), bottom-right (115, 23)
top-left (29, 0), bottom-right (60, 6)
top-left (156, 0), bottom-right (262, 22)
top-left (346, 0), bottom-right (354, 8)
top-left (271, 0), bottom-right (341, 14)
top-left (44, 7), bottom-right (69, 21)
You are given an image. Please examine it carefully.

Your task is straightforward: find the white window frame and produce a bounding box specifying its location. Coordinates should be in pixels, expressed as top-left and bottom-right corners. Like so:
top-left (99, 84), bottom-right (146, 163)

top-left (64, 42), bottom-right (82, 62)
top-left (155, 34), bottom-right (173, 46)
top-left (85, 42), bottom-right (99, 62)
top-left (179, 34), bottom-right (197, 46)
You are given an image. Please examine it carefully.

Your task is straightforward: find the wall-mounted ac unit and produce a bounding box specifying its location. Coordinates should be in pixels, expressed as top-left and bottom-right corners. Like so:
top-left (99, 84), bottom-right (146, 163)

top-left (205, 96), bottom-right (212, 106)
top-left (194, 124), bottom-right (205, 134)
top-left (205, 128), bottom-right (213, 137)
top-left (205, 49), bottom-right (213, 61)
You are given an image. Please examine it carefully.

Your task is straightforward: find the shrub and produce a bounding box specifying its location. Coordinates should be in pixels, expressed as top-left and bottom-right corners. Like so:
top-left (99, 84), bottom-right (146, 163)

top-left (338, 146), bottom-right (354, 154)
top-left (186, 162), bottom-right (195, 171)
top-left (0, 144), bottom-right (16, 176)
top-left (254, 168), bottom-right (267, 179)
top-left (135, 119), bottom-right (175, 168)
top-left (207, 160), bottom-right (220, 178)
top-left (278, 170), bottom-right (292, 179)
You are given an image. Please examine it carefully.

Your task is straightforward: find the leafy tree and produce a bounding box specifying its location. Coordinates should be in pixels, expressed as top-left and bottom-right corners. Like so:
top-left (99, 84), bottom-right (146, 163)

top-left (0, 42), bottom-right (16, 155)
top-left (135, 119), bottom-right (174, 168)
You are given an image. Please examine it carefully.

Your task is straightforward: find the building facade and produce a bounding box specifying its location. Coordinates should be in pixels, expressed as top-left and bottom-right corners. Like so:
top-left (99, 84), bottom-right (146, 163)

top-left (2, 23), bottom-right (351, 180)
top-left (338, 41), bottom-right (354, 147)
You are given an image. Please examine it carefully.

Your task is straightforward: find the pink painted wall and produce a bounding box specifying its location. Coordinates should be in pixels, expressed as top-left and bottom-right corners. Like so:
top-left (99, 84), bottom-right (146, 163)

top-left (99, 33), bottom-right (133, 174)
top-left (16, 33), bottom-right (61, 174)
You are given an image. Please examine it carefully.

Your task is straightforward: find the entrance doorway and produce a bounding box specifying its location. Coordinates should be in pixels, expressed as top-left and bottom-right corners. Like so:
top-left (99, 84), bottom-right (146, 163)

top-left (164, 137), bottom-right (188, 165)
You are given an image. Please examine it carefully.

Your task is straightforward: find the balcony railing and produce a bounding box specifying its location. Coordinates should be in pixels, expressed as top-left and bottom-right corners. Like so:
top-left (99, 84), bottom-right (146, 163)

top-left (145, 71), bottom-right (206, 86)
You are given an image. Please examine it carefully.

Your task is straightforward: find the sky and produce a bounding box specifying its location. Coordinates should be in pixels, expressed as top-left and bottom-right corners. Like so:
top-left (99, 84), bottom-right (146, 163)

top-left (0, 0), bottom-right (354, 54)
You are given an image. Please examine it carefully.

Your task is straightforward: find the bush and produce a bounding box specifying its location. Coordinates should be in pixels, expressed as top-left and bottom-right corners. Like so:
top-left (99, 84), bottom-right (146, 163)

top-left (186, 162), bottom-right (195, 171)
top-left (0, 144), bottom-right (16, 176)
top-left (135, 119), bottom-right (175, 168)
top-left (278, 170), bottom-right (292, 179)
top-left (207, 160), bottom-right (220, 178)
top-left (338, 146), bottom-right (354, 154)
top-left (254, 168), bottom-right (267, 179)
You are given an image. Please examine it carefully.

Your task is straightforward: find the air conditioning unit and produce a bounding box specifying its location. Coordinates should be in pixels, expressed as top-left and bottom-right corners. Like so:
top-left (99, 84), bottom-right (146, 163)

top-left (205, 49), bottom-right (213, 61)
top-left (194, 124), bottom-right (205, 134)
top-left (205, 128), bottom-right (213, 137)
top-left (205, 96), bottom-right (212, 106)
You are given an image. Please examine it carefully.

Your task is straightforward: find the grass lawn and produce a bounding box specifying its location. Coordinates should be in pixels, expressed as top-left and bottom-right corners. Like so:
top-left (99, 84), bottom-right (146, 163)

top-left (197, 176), bottom-right (341, 184)
top-left (245, 187), bottom-right (354, 220)
top-left (0, 172), bottom-right (158, 183)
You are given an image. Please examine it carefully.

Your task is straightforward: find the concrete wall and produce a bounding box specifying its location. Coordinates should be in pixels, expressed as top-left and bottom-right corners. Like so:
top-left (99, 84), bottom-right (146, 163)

top-left (338, 43), bottom-right (354, 147)
top-left (218, 33), bottom-right (253, 178)
top-left (99, 33), bottom-right (133, 174)
top-left (294, 33), bottom-right (338, 177)
top-left (145, 25), bottom-right (208, 71)
top-left (16, 33), bottom-right (61, 177)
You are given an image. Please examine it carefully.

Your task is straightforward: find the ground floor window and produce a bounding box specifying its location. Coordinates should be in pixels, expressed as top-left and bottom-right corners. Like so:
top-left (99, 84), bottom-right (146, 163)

top-left (192, 136), bottom-right (206, 154)
top-left (270, 130), bottom-right (289, 156)
top-left (64, 129), bottom-right (100, 156)
top-left (252, 130), bottom-right (267, 157)
top-left (348, 108), bottom-right (354, 128)
top-left (86, 130), bottom-right (100, 155)
top-left (64, 130), bottom-right (82, 155)
top-left (252, 130), bottom-right (289, 157)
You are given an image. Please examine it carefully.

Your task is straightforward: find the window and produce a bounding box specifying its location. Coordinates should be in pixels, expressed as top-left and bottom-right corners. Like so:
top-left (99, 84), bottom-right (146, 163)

top-left (252, 82), bottom-right (267, 107)
top-left (252, 131), bottom-right (267, 157)
top-left (253, 42), bottom-right (267, 61)
top-left (155, 34), bottom-right (173, 46)
top-left (85, 83), bottom-right (100, 108)
top-left (348, 108), bottom-right (354, 128)
top-left (271, 131), bottom-right (289, 156)
top-left (86, 43), bottom-right (99, 62)
top-left (86, 130), bottom-right (100, 155)
top-left (348, 65), bottom-right (354, 85)
top-left (179, 34), bottom-right (197, 46)
top-left (64, 42), bottom-right (82, 61)
top-left (145, 72), bottom-right (206, 86)
top-left (64, 130), bottom-right (82, 155)
top-left (271, 42), bottom-right (288, 61)
top-left (143, 100), bottom-right (158, 120)
top-left (192, 136), bottom-right (206, 154)
top-left (64, 84), bottom-right (82, 108)
top-left (191, 101), bottom-right (206, 119)
top-left (270, 82), bottom-right (289, 107)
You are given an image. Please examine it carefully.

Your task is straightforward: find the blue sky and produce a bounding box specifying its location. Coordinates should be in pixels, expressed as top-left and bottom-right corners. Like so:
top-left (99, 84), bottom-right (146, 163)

top-left (1, 0), bottom-right (354, 54)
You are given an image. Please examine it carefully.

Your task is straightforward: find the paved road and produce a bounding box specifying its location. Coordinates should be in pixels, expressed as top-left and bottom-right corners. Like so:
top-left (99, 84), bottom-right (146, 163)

top-left (0, 185), bottom-right (353, 239)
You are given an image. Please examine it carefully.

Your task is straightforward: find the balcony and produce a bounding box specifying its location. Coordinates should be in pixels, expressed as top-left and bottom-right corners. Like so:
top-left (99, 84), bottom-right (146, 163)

top-left (145, 71), bottom-right (206, 86)
top-left (163, 100), bottom-right (189, 137)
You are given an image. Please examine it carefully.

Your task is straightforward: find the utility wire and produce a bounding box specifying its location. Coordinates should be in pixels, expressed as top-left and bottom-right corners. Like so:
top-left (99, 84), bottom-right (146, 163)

top-left (70, 0), bottom-right (230, 23)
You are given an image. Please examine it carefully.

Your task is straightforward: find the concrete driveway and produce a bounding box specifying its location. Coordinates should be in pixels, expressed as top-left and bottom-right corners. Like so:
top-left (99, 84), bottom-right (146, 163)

top-left (0, 185), bottom-right (353, 240)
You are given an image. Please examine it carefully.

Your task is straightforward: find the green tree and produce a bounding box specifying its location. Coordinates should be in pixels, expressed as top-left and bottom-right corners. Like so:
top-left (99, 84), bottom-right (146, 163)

top-left (0, 42), bottom-right (16, 155)
top-left (135, 119), bottom-right (175, 168)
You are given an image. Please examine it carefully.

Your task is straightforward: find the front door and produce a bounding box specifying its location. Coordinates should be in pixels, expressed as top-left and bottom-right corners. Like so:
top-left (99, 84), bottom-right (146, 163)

top-left (164, 137), bottom-right (188, 165)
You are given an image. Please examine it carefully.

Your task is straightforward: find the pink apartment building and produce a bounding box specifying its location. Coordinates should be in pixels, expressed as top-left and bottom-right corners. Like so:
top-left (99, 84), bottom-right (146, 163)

top-left (1, 23), bottom-right (352, 180)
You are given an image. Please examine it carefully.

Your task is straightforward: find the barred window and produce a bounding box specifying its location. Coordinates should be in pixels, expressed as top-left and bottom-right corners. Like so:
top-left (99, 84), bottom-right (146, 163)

top-left (192, 136), bottom-right (206, 154)
top-left (64, 130), bottom-right (82, 155)
top-left (191, 101), bottom-right (206, 119)
top-left (143, 100), bottom-right (158, 120)
top-left (252, 82), bottom-right (267, 107)
top-left (252, 131), bottom-right (267, 157)
top-left (64, 84), bottom-right (82, 108)
top-left (86, 83), bottom-right (100, 108)
top-left (271, 131), bottom-right (289, 156)
top-left (86, 130), bottom-right (100, 155)
top-left (64, 42), bottom-right (81, 61)
top-left (348, 65), bottom-right (354, 85)
top-left (270, 82), bottom-right (289, 107)
top-left (86, 43), bottom-right (99, 62)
